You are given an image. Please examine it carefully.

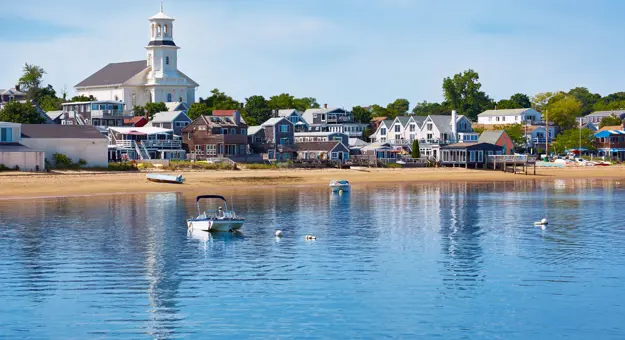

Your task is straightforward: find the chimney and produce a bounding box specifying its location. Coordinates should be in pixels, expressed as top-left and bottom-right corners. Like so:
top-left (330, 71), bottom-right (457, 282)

top-left (451, 110), bottom-right (458, 143)
top-left (145, 108), bottom-right (149, 122)
top-left (234, 110), bottom-right (241, 125)
top-left (324, 103), bottom-right (328, 109)
top-left (15, 84), bottom-right (20, 91)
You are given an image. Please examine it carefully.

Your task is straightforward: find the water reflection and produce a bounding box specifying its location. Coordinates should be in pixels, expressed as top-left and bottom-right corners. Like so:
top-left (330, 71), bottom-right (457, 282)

top-left (1, 180), bottom-right (625, 338)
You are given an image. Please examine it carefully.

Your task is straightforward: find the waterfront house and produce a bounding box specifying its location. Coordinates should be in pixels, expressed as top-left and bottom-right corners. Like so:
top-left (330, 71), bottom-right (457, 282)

top-left (415, 113), bottom-right (477, 159)
top-left (439, 142), bottom-right (503, 168)
top-left (61, 100), bottom-right (132, 127)
top-left (369, 119), bottom-right (394, 143)
top-left (582, 110), bottom-right (625, 125)
top-left (0, 121), bottom-right (45, 171)
top-left (124, 116), bottom-right (148, 127)
top-left (278, 109), bottom-right (309, 132)
top-left (370, 116), bottom-right (388, 132)
top-left (248, 117), bottom-right (296, 161)
top-left (182, 110), bottom-right (248, 160)
top-left (294, 131), bottom-right (349, 146)
top-left (295, 141), bottom-right (350, 162)
top-left (594, 129), bottom-right (625, 161)
top-left (478, 130), bottom-right (515, 155)
top-left (477, 108), bottom-right (542, 125)
top-left (525, 124), bottom-right (558, 152)
top-left (108, 126), bottom-right (185, 161)
top-left (0, 88), bottom-right (27, 109)
top-left (44, 110), bottom-right (64, 124)
top-left (20, 124), bottom-right (108, 167)
top-left (359, 142), bottom-right (398, 162)
top-left (385, 116), bottom-right (426, 145)
top-left (302, 105), bottom-right (367, 137)
top-left (148, 111), bottom-right (191, 135)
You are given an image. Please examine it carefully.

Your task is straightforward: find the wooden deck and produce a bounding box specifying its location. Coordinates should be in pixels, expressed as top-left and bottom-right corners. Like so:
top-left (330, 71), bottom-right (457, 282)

top-left (487, 155), bottom-right (538, 175)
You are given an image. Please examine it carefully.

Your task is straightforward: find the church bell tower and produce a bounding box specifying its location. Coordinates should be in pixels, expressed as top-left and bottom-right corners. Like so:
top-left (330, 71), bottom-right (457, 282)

top-left (146, 3), bottom-right (179, 80)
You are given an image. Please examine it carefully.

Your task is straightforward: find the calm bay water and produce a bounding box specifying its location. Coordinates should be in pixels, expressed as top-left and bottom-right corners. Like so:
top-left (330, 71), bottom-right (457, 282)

top-left (1, 180), bottom-right (624, 339)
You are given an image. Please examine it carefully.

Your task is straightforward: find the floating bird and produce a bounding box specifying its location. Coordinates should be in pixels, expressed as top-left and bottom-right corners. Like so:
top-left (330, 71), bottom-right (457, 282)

top-left (275, 230), bottom-right (283, 237)
top-left (305, 235), bottom-right (316, 240)
top-left (534, 218), bottom-right (548, 229)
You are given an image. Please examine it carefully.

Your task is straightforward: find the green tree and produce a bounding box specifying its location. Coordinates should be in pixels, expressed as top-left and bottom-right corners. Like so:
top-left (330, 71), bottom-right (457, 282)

top-left (361, 127), bottom-right (373, 141)
top-left (267, 93), bottom-right (295, 110)
top-left (567, 87), bottom-right (601, 116)
top-left (18, 63), bottom-right (46, 99)
top-left (351, 105), bottom-right (372, 124)
top-left (293, 97), bottom-right (320, 111)
top-left (509, 93), bottom-right (532, 108)
top-left (144, 102), bottom-right (168, 120)
top-left (492, 123), bottom-right (525, 146)
top-left (496, 99), bottom-right (522, 109)
top-left (442, 69), bottom-right (494, 120)
top-left (599, 114), bottom-right (623, 128)
top-left (531, 92), bottom-right (555, 112)
top-left (186, 103), bottom-right (211, 120)
top-left (39, 96), bottom-right (62, 111)
top-left (370, 104), bottom-right (390, 118)
top-left (32, 84), bottom-right (56, 105)
top-left (199, 88), bottom-right (241, 110)
top-left (244, 95), bottom-right (272, 125)
top-left (70, 95), bottom-right (96, 102)
top-left (0, 101), bottom-right (46, 124)
top-left (387, 98), bottom-right (410, 117)
top-left (412, 101), bottom-right (448, 116)
top-left (545, 95), bottom-right (582, 130)
top-left (132, 105), bottom-right (146, 117)
top-left (551, 128), bottom-right (595, 154)
top-left (411, 139), bottom-right (421, 158)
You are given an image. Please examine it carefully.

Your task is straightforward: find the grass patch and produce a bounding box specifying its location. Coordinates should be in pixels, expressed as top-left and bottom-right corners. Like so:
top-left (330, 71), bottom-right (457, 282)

top-left (385, 163), bottom-right (403, 168)
top-left (218, 176), bottom-right (302, 184)
top-left (242, 163), bottom-right (279, 170)
top-left (164, 161), bottom-right (235, 171)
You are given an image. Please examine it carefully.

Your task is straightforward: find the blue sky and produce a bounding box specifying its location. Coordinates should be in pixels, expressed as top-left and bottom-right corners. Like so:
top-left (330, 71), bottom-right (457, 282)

top-left (1, 0), bottom-right (625, 109)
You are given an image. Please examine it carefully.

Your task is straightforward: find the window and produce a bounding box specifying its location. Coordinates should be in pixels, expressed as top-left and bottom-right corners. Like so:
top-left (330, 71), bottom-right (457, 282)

top-left (222, 128), bottom-right (229, 135)
top-left (187, 132), bottom-right (191, 140)
top-left (502, 116), bottom-right (506, 122)
top-left (409, 124), bottom-right (415, 132)
top-left (157, 24), bottom-right (161, 36)
top-left (331, 152), bottom-right (338, 159)
top-left (206, 144), bottom-right (216, 156)
top-left (427, 133), bottom-right (433, 140)
top-left (280, 125), bottom-right (290, 133)
top-left (381, 128), bottom-right (387, 136)
top-left (166, 56), bottom-right (170, 65)
top-left (496, 117), bottom-right (500, 122)
top-left (167, 93), bottom-right (172, 102)
top-left (470, 151), bottom-right (475, 162)
top-left (164, 25), bottom-right (168, 36)
top-left (478, 151), bottom-right (483, 162)
top-left (241, 128), bottom-right (246, 135)
top-left (195, 145), bottom-right (202, 151)
top-left (231, 128), bottom-right (236, 135)
top-left (0, 127), bottom-right (13, 142)
top-left (427, 123), bottom-right (433, 131)
top-left (280, 138), bottom-right (289, 145)
top-left (394, 125), bottom-right (401, 132)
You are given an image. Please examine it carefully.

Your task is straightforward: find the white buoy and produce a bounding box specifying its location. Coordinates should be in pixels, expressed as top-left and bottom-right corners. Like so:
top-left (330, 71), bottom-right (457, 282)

top-left (305, 235), bottom-right (316, 240)
top-left (534, 218), bottom-right (548, 228)
top-left (541, 218), bottom-right (548, 224)
top-left (275, 230), bottom-right (283, 237)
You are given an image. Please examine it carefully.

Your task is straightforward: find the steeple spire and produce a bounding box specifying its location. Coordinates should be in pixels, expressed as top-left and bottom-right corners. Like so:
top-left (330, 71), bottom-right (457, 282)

top-left (160, 1), bottom-right (164, 13)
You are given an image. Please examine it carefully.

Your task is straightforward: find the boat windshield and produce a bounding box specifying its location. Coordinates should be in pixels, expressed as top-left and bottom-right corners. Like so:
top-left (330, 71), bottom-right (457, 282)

top-left (201, 209), bottom-right (237, 219)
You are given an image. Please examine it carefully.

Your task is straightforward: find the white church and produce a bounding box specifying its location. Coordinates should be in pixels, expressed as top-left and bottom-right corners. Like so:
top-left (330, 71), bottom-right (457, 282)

top-left (74, 5), bottom-right (199, 108)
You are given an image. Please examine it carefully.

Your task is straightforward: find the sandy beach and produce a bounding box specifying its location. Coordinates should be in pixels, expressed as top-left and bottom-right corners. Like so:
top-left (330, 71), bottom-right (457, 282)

top-left (1, 166), bottom-right (624, 199)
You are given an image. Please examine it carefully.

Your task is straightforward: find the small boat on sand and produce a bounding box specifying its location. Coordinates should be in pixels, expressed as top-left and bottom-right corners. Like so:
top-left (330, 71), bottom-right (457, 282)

top-left (187, 195), bottom-right (244, 232)
top-left (146, 173), bottom-right (185, 184)
top-left (329, 180), bottom-right (350, 193)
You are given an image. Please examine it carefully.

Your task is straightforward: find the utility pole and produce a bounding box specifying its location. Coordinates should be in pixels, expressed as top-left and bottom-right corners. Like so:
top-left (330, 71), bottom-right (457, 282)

top-left (545, 110), bottom-right (549, 160)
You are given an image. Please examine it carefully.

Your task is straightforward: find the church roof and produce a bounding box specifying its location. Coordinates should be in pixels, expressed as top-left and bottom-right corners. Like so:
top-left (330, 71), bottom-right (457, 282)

top-left (75, 60), bottom-right (148, 88)
top-left (150, 11), bottom-right (174, 20)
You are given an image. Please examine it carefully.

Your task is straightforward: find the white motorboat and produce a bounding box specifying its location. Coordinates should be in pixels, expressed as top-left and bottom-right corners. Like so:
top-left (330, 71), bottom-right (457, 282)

top-left (187, 195), bottom-right (244, 232)
top-left (329, 180), bottom-right (350, 193)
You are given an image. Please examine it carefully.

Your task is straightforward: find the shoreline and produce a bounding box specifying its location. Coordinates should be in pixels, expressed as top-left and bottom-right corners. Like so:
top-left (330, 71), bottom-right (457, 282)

top-left (1, 167), bottom-right (624, 200)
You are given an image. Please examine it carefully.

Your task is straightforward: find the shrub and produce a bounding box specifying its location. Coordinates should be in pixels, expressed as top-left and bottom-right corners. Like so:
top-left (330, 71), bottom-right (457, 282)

top-left (0, 164), bottom-right (9, 171)
top-left (53, 153), bottom-right (73, 167)
top-left (243, 163), bottom-right (279, 170)
top-left (78, 158), bottom-right (88, 166)
top-left (164, 160), bottom-right (235, 171)
top-left (107, 162), bottom-right (138, 171)
top-left (385, 163), bottom-right (402, 168)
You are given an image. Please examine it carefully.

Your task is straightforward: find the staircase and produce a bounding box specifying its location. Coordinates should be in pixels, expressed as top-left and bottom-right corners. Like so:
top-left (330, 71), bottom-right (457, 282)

top-left (133, 141), bottom-right (151, 160)
top-left (74, 113), bottom-right (87, 125)
top-left (140, 143), bottom-right (152, 160)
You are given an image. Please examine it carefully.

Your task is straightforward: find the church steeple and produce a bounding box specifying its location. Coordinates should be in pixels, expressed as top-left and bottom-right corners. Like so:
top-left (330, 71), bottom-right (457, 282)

top-left (146, 3), bottom-right (179, 78)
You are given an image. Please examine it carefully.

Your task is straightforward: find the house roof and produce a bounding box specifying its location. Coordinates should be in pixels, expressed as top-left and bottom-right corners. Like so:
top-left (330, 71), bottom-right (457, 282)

top-left (151, 111), bottom-right (187, 123)
top-left (0, 143), bottom-right (40, 152)
top-left (247, 126), bottom-right (262, 135)
top-left (395, 116), bottom-right (411, 126)
top-left (349, 138), bottom-right (368, 147)
top-left (212, 110), bottom-right (239, 116)
top-left (75, 60), bottom-right (148, 87)
top-left (44, 110), bottom-right (63, 121)
top-left (295, 131), bottom-right (346, 137)
top-left (427, 115), bottom-right (466, 134)
top-left (195, 114), bottom-right (246, 128)
top-left (278, 109), bottom-right (300, 117)
top-left (478, 130), bottom-right (505, 144)
top-left (124, 116), bottom-right (146, 125)
top-left (302, 107), bottom-right (347, 123)
top-left (165, 102), bottom-right (189, 112)
top-left (598, 125), bottom-right (624, 132)
top-left (478, 108), bottom-right (536, 117)
top-left (21, 124), bottom-right (106, 139)
top-left (0, 88), bottom-right (27, 96)
top-left (261, 117), bottom-right (291, 126)
top-left (586, 110), bottom-right (625, 117)
top-left (595, 130), bottom-right (625, 137)
top-left (361, 142), bottom-right (394, 151)
top-left (371, 116), bottom-right (387, 122)
top-left (296, 141), bottom-right (343, 152)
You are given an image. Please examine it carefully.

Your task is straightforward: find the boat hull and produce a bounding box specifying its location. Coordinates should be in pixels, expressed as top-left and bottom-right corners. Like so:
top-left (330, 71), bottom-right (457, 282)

top-left (146, 174), bottom-right (184, 184)
top-left (330, 185), bottom-right (350, 193)
top-left (187, 219), bottom-right (244, 232)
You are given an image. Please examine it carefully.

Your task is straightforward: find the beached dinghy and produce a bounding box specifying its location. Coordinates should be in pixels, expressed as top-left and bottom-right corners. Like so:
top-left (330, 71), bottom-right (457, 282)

top-left (146, 173), bottom-right (185, 184)
top-left (329, 180), bottom-right (351, 193)
top-left (187, 195), bottom-right (244, 232)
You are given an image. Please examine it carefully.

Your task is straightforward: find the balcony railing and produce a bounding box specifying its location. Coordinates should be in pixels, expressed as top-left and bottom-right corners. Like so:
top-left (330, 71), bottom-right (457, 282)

top-left (91, 110), bottom-right (130, 118)
top-left (533, 138), bottom-right (553, 144)
top-left (113, 140), bottom-right (182, 149)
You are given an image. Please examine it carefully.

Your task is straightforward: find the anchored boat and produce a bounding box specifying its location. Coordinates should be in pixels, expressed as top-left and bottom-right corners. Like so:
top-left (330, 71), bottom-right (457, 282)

top-left (187, 195), bottom-right (244, 232)
top-left (146, 173), bottom-right (185, 184)
top-left (329, 180), bottom-right (351, 193)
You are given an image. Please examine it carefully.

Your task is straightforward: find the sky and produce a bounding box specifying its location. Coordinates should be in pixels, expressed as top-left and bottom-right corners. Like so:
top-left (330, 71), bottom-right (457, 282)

top-left (2, 0), bottom-right (625, 109)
